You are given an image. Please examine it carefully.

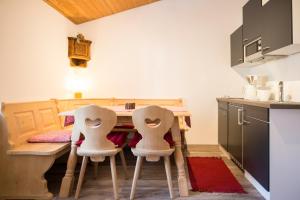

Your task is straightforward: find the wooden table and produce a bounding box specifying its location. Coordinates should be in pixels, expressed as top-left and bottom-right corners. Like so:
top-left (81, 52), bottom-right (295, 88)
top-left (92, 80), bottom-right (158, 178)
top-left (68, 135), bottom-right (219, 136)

top-left (58, 106), bottom-right (190, 198)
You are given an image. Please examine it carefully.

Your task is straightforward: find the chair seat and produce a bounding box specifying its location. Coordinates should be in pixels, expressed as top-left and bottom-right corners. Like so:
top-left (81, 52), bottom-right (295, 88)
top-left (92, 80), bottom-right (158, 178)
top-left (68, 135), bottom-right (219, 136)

top-left (131, 147), bottom-right (175, 157)
top-left (77, 147), bottom-right (121, 157)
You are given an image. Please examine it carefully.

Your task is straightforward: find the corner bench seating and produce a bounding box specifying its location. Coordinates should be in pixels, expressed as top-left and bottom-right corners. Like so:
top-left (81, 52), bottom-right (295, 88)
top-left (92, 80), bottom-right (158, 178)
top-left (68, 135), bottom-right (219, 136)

top-left (0, 98), bottom-right (185, 200)
top-left (0, 100), bottom-right (70, 200)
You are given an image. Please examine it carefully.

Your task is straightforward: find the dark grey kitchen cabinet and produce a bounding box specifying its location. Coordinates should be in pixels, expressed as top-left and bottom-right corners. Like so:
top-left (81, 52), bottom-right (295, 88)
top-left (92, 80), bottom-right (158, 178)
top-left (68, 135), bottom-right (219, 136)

top-left (228, 104), bottom-right (243, 168)
top-left (243, 105), bottom-right (270, 191)
top-left (243, 0), bottom-right (262, 44)
top-left (230, 26), bottom-right (244, 67)
top-left (218, 102), bottom-right (228, 150)
top-left (261, 0), bottom-right (293, 54)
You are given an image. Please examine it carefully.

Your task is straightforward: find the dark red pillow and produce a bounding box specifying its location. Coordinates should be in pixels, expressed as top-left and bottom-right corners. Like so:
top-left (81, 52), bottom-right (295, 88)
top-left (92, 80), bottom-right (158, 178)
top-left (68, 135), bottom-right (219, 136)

top-left (107, 132), bottom-right (129, 147)
top-left (128, 131), bottom-right (175, 148)
top-left (64, 115), bottom-right (75, 126)
top-left (114, 124), bottom-right (135, 129)
top-left (76, 132), bottom-right (129, 148)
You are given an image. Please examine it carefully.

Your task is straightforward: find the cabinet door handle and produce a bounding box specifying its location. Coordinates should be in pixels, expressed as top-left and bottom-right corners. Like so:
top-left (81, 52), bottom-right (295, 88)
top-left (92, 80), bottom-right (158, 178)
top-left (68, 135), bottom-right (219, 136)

top-left (243, 38), bottom-right (249, 43)
top-left (243, 120), bottom-right (251, 125)
top-left (237, 108), bottom-right (243, 125)
top-left (262, 46), bottom-right (270, 51)
top-left (238, 58), bottom-right (243, 62)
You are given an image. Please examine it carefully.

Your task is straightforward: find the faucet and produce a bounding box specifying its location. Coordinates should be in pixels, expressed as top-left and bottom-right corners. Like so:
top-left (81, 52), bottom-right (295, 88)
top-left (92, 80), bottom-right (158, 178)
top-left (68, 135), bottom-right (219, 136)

top-left (279, 81), bottom-right (284, 102)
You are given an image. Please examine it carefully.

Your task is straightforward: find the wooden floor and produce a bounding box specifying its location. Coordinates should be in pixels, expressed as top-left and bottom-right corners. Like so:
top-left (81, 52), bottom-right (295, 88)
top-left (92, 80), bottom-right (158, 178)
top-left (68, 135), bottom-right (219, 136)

top-left (47, 147), bottom-right (265, 200)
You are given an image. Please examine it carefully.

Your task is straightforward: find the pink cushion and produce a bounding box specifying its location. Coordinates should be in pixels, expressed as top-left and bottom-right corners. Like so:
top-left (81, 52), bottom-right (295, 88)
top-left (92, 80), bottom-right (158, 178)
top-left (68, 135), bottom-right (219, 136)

top-left (27, 130), bottom-right (72, 143)
top-left (76, 132), bottom-right (129, 148)
top-left (128, 131), bottom-right (175, 148)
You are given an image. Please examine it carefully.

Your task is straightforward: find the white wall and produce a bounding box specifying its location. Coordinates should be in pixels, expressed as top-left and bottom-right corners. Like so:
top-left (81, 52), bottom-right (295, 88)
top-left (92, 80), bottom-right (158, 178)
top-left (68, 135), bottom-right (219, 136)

top-left (0, 0), bottom-right (77, 102)
top-left (0, 0), bottom-right (248, 144)
top-left (77, 0), bottom-right (248, 144)
top-left (244, 53), bottom-right (300, 101)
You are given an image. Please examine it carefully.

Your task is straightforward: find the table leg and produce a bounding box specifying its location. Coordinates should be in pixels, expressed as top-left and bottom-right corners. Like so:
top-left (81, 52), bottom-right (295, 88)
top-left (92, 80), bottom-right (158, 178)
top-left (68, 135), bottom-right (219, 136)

top-left (59, 145), bottom-right (78, 198)
top-left (171, 117), bottom-right (189, 197)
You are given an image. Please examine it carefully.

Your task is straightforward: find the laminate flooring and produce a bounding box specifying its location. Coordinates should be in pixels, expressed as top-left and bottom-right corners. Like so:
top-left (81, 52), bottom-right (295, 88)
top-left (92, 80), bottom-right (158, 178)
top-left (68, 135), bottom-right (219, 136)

top-left (47, 147), bottom-right (265, 200)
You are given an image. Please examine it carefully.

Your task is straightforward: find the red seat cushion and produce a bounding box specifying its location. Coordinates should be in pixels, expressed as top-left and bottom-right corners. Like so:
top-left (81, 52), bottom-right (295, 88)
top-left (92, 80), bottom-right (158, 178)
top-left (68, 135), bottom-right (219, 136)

top-left (64, 115), bottom-right (75, 126)
top-left (114, 124), bottom-right (134, 129)
top-left (128, 131), bottom-right (175, 148)
top-left (76, 132), bottom-right (129, 148)
top-left (107, 132), bottom-right (129, 147)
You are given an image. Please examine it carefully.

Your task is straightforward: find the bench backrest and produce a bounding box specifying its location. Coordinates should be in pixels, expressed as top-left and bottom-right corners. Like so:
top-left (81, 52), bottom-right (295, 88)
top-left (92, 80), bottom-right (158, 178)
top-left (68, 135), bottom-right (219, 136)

top-left (56, 98), bottom-right (183, 110)
top-left (0, 98), bottom-right (185, 148)
top-left (1, 100), bottom-right (62, 148)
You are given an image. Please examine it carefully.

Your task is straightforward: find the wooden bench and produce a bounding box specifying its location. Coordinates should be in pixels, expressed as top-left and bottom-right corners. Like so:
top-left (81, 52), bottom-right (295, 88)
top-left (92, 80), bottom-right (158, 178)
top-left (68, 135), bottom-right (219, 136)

top-left (0, 100), bottom-right (70, 200)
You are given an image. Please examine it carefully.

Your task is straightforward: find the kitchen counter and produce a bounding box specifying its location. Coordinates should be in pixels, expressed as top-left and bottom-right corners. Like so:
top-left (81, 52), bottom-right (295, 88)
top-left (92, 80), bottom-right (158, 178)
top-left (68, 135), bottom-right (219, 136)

top-left (217, 97), bottom-right (300, 109)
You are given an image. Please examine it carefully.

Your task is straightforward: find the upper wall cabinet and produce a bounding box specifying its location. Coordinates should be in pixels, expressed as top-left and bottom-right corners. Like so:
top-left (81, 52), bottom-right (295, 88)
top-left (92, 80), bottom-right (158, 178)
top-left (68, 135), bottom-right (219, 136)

top-left (231, 26), bottom-right (244, 67)
top-left (243, 0), bottom-right (262, 44)
top-left (231, 0), bottom-right (300, 67)
top-left (262, 0), bottom-right (299, 55)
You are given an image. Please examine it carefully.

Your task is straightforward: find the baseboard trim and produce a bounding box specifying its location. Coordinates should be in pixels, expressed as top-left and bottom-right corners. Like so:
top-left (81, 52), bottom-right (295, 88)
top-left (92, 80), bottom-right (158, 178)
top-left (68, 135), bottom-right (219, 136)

top-left (186, 144), bottom-right (220, 152)
top-left (244, 171), bottom-right (270, 200)
top-left (185, 144), bottom-right (222, 157)
top-left (218, 145), bottom-right (231, 159)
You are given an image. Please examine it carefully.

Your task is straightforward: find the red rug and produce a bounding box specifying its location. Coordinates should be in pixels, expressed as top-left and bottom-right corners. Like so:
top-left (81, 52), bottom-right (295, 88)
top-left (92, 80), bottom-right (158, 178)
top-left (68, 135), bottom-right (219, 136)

top-left (187, 157), bottom-right (246, 193)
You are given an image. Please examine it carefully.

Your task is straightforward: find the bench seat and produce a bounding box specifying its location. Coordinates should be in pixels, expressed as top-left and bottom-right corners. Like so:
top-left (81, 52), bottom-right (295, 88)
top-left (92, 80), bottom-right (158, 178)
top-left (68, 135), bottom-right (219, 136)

top-left (7, 142), bottom-right (70, 156)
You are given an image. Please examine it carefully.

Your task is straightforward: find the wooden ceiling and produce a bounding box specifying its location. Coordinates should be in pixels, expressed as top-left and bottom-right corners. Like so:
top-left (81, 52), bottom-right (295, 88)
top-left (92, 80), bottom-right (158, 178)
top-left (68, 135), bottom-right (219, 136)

top-left (44, 0), bottom-right (159, 24)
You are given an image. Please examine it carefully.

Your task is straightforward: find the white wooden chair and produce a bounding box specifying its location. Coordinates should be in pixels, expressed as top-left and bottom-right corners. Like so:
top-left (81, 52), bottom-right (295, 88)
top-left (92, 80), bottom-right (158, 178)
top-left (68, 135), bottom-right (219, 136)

top-left (130, 105), bottom-right (175, 199)
top-left (73, 105), bottom-right (127, 200)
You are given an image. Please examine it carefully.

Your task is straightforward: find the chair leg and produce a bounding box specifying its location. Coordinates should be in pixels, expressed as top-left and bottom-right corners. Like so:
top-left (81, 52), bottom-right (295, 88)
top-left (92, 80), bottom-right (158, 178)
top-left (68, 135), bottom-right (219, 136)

top-left (138, 156), bottom-right (143, 179)
top-left (110, 155), bottom-right (119, 200)
top-left (93, 162), bottom-right (99, 179)
top-left (130, 156), bottom-right (143, 200)
top-left (164, 156), bottom-right (174, 199)
top-left (119, 149), bottom-right (129, 179)
top-left (75, 156), bottom-right (88, 199)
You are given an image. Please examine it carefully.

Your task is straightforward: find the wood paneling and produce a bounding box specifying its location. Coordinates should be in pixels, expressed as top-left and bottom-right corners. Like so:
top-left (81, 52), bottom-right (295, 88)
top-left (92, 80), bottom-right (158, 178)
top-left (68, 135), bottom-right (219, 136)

top-left (2, 100), bottom-right (62, 147)
top-left (44, 0), bottom-right (159, 24)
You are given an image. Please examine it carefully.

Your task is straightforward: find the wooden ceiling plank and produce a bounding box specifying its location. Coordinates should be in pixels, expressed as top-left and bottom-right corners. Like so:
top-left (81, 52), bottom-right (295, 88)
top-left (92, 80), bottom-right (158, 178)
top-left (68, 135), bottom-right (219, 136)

top-left (117, 0), bottom-right (132, 11)
top-left (88, 0), bottom-right (109, 18)
top-left (99, 0), bottom-right (115, 16)
top-left (44, 0), bottom-right (77, 24)
top-left (104, 0), bottom-right (121, 14)
top-left (44, 0), bottom-right (160, 24)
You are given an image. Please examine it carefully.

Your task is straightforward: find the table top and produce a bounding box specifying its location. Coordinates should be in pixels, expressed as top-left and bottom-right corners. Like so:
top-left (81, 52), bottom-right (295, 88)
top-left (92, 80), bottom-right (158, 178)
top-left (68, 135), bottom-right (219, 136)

top-left (59, 106), bottom-right (190, 117)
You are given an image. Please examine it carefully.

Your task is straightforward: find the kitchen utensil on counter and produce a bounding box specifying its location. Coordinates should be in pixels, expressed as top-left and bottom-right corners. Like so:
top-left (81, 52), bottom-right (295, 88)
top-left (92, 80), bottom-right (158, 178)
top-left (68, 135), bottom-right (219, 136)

top-left (256, 75), bottom-right (268, 87)
top-left (246, 75), bottom-right (257, 85)
top-left (257, 89), bottom-right (271, 101)
top-left (244, 84), bottom-right (257, 100)
top-left (278, 81), bottom-right (284, 102)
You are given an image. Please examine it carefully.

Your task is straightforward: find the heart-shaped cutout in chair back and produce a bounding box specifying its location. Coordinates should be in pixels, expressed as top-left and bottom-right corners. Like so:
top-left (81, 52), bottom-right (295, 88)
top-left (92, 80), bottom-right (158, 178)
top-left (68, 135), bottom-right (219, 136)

top-left (85, 118), bottom-right (102, 128)
top-left (145, 118), bottom-right (161, 128)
